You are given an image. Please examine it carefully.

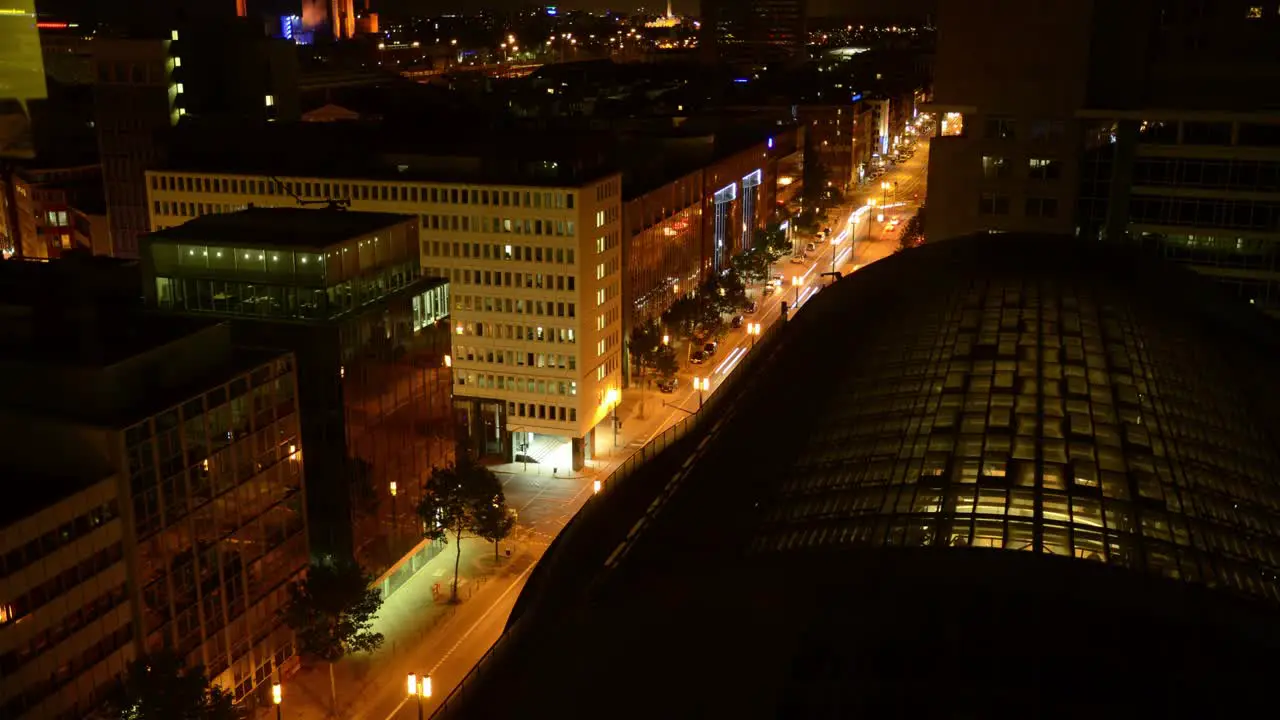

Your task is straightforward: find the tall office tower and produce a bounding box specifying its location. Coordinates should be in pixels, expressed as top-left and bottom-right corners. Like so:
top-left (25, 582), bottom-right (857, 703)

top-left (924, 0), bottom-right (1280, 315)
top-left (701, 0), bottom-right (807, 63)
top-left (92, 20), bottom-right (299, 258)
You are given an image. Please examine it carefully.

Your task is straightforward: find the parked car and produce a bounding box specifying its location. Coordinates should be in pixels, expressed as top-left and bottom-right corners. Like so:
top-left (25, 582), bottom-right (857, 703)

top-left (744, 301), bottom-right (758, 314)
top-left (789, 255), bottom-right (806, 265)
top-left (762, 284), bottom-right (776, 296)
top-left (657, 377), bottom-right (678, 393)
top-left (690, 350), bottom-right (706, 365)
top-left (730, 315), bottom-right (744, 328)
top-left (703, 341), bottom-right (718, 356)
top-left (804, 242), bottom-right (817, 255)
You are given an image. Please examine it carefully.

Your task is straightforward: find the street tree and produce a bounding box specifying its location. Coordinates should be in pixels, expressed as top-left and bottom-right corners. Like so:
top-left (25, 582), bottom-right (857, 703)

top-left (473, 497), bottom-right (518, 562)
top-left (704, 271), bottom-right (749, 317)
top-left (653, 345), bottom-right (679, 381)
top-left (628, 319), bottom-right (663, 383)
top-left (760, 222), bottom-right (792, 262)
top-left (418, 458), bottom-right (514, 601)
top-left (280, 559), bottom-right (384, 717)
top-left (732, 247), bottom-right (771, 284)
top-left (108, 649), bottom-right (235, 720)
top-left (662, 295), bottom-right (701, 340)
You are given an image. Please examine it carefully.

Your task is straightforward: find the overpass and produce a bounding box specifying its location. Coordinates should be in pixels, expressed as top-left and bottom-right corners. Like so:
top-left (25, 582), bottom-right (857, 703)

top-left (400, 63), bottom-right (543, 80)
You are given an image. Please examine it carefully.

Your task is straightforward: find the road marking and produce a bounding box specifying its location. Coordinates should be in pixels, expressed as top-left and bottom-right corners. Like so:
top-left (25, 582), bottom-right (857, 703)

top-left (697, 436), bottom-right (710, 451)
top-left (379, 561), bottom-right (535, 720)
top-left (627, 517), bottom-right (646, 539)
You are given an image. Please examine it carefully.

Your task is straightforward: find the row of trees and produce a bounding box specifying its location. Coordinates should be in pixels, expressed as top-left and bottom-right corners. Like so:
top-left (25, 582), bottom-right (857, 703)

top-left (896, 207), bottom-right (927, 252)
top-left (107, 455), bottom-right (518, 719)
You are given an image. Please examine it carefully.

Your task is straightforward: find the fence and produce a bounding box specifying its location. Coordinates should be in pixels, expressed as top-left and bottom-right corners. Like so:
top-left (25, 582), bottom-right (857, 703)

top-left (428, 317), bottom-right (788, 718)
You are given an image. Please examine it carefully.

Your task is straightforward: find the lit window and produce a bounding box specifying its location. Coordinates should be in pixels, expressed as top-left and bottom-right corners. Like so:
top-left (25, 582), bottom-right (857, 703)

top-left (171, 29), bottom-right (179, 40)
top-left (173, 56), bottom-right (181, 67)
top-left (265, 95), bottom-right (275, 107)
top-left (1247, 6), bottom-right (1262, 18)
top-left (175, 82), bottom-right (184, 93)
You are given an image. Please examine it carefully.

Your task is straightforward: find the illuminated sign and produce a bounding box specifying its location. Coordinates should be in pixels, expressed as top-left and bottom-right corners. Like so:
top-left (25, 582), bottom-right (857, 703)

top-left (546, 6), bottom-right (558, 15)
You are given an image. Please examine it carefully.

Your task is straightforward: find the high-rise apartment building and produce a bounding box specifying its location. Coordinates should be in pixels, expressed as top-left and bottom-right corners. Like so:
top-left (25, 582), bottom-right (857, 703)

top-left (144, 124), bottom-right (624, 471)
top-left (139, 208), bottom-right (453, 578)
top-left (0, 274), bottom-right (307, 718)
top-left (925, 0), bottom-right (1280, 315)
top-left (92, 20), bottom-right (299, 259)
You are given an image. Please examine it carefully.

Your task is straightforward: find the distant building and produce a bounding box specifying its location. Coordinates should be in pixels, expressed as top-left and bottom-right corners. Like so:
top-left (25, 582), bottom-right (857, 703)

top-left (0, 163), bottom-right (108, 259)
top-left (143, 124), bottom-right (623, 472)
top-left (924, 0), bottom-right (1280, 315)
top-left (139, 208), bottom-right (454, 581)
top-left (0, 262), bottom-right (306, 718)
top-left (701, 0), bottom-right (807, 64)
top-left (92, 20), bottom-right (300, 259)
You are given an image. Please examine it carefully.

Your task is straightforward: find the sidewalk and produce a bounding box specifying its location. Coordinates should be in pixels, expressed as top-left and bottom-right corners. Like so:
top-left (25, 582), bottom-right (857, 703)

top-left (271, 386), bottom-right (688, 719)
top-left (279, 532), bottom-right (536, 720)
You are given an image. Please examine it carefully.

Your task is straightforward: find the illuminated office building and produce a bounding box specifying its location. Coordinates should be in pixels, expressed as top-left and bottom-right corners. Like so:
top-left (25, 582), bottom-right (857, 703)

top-left (144, 125), bottom-right (624, 471)
top-left (925, 0), bottom-right (1280, 315)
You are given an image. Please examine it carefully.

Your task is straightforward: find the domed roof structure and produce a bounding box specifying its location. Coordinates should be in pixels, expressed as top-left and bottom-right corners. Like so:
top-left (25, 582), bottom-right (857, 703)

top-left (436, 235), bottom-right (1280, 719)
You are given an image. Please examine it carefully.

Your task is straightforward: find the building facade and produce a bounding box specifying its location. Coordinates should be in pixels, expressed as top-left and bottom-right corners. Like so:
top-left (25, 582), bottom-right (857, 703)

top-left (140, 209), bottom-right (453, 575)
top-left (924, 0), bottom-right (1280, 315)
top-left (0, 319), bottom-right (307, 719)
top-left (145, 171), bottom-right (621, 471)
top-left (701, 0), bottom-right (808, 63)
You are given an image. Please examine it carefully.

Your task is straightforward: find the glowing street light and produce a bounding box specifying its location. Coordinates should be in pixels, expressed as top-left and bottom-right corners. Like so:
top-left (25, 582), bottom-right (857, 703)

top-left (408, 673), bottom-right (432, 720)
top-left (694, 377), bottom-right (710, 409)
top-left (593, 479), bottom-right (602, 494)
top-left (272, 682), bottom-right (282, 720)
top-left (662, 333), bottom-right (670, 346)
top-left (747, 322), bottom-right (761, 347)
top-left (791, 275), bottom-right (801, 304)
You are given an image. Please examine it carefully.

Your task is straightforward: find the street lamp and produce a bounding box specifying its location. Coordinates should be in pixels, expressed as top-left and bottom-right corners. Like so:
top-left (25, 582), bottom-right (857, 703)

top-left (866, 199), bottom-right (877, 244)
top-left (747, 322), bottom-right (761, 347)
top-left (389, 481), bottom-right (398, 547)
top-left (605, 387), bottom-right (621, 447)
top-left (880, 180), bottom-right (891, 209)
top-left (791, 275), bottom-right (801, 305)
top-left (408, 673), bottom-right (432, 720)
top-left (272, 682), bottom-right (282, 720)
top-left (662, 334), bottom-right (670, 346)
top-left (694, 377), bottom-right (709, 409)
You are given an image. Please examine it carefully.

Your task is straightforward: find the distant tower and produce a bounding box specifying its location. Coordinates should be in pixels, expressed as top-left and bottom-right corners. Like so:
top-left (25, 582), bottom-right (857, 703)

top-left (667, 0), bottom-right (674, 18)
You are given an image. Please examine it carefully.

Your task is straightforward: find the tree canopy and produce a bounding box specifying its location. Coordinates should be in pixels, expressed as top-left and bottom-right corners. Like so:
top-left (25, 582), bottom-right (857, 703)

top-left (418, 458), bottom-right (515, 600)
top-left (109, 650), bottom-right (235, 720)
top-left (282, 559), bottom-right (384, 664)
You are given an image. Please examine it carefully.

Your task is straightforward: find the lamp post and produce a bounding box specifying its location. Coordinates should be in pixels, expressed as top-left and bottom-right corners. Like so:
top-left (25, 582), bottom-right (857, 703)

top-left (605, 388), bottom-right (621, 448)
top-left (881, 180), bottom-right (891, 208)
top-left (866, 199), bottom-right (877, 244)
top-left (272, 682), bottom-right (282, 720)
top-left (792, 275), bottom-right (800, 305)
top-left (408, 673), bottom-right (432, 720)
top-left (694, 377), bottom-right (709, 409)
top-left (388, 481), bottom-right (398, 550)
top-left (747, 322), bottom-right (761, 347)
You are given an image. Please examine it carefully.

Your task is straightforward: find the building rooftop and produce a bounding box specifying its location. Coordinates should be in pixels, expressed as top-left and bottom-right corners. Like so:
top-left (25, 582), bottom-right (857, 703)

top-left (147, 207), bottom-right (415, 249)
top-left (436, 234), bottom-right (1280, 719)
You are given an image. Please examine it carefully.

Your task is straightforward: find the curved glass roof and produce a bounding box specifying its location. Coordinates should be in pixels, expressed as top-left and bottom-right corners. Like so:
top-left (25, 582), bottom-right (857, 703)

top-left (749, 238), bottom-right (1280, 604)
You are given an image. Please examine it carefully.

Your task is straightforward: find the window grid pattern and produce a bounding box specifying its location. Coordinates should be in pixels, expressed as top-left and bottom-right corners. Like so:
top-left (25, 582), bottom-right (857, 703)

top-left (752, 280), bottom-right (1280, 604)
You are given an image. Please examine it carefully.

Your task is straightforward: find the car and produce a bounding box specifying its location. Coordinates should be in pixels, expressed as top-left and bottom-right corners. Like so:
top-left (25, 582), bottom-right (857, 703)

top-left (730, 315), bottom-right (744, 328)
top-left (804, 242), bottom-right (817, 254)
top-left (762, 284), bottom-right (776, 296)
top-left (885, 219), bottom-right (900, 231)
top-left (744, 301), bottom-right (758, 314)
top-left (789, 255), bottom-right (806, 264)
top-left (771, 273), bottom-right (784, 285)
top-left (657, 377), bottom-right (678, 394)
top-left (703, 341), bottom-right (718, 356)
top-left (690, 350), bottom-right (706, 365)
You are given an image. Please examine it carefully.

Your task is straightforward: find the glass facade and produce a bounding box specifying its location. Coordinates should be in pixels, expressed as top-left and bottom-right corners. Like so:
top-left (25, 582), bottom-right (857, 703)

top-left (123, 354), bottom-right (306, 709)
top-left (150, 241), bottom-right (421, 321)
top-left (754, 278), bottom-right (1280, 604)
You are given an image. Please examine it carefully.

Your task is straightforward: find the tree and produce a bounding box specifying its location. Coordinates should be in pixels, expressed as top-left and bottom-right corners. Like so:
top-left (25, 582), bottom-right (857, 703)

top-left (704, 270), bottom-right (749, 317)
top-left (662, 295), bottom-right (701, 340)
top-left (653, 345), bottom-right (679, 381)
top-left (732, 247), bottom-right (771, 284)
top-left (629, 319), bottom-right (663, 381)
top-left (760, 222), bottom-right (792, 263)
top-left (109, 650), bottom-right (235, 720)
top-left (473, 500), bottom-right (518, 562)
top-left (417, 458), bottom-right (513, 601)
top-left (281, 559), bottom-right (384, 717)
top-left (897, 209), bottom-right (927, 252)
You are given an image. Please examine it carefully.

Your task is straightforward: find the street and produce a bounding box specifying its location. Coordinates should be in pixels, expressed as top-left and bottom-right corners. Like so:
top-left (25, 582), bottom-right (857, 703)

top-left (277, 136), bottom-right (931, 720)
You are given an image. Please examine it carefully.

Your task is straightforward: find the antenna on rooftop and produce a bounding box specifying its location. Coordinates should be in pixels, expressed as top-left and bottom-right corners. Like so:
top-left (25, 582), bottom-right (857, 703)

top-left (268, 175), bottom-right (352, 212)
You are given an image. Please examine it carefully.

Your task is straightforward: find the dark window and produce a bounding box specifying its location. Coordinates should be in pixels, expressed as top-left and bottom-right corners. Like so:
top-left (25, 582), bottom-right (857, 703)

top-left (1182, 121), bottom-right (1231, 146)
top-left (983, 116), bottom-right (1017, 140)
top-left (1025, 197), bottom-right (1059, 218)
top-left (979, 192), bottom-right (1010, 215)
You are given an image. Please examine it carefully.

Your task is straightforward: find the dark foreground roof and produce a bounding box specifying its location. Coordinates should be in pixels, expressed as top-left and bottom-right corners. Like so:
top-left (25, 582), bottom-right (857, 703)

top-left (437, 234), bottom-right (1280, 719)
top-left (147, 208), bottom-right (414, 248)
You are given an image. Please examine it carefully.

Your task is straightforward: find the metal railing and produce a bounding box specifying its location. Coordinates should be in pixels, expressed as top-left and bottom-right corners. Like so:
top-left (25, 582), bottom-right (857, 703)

top-left (428, 318), bottom-right (787, 718)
